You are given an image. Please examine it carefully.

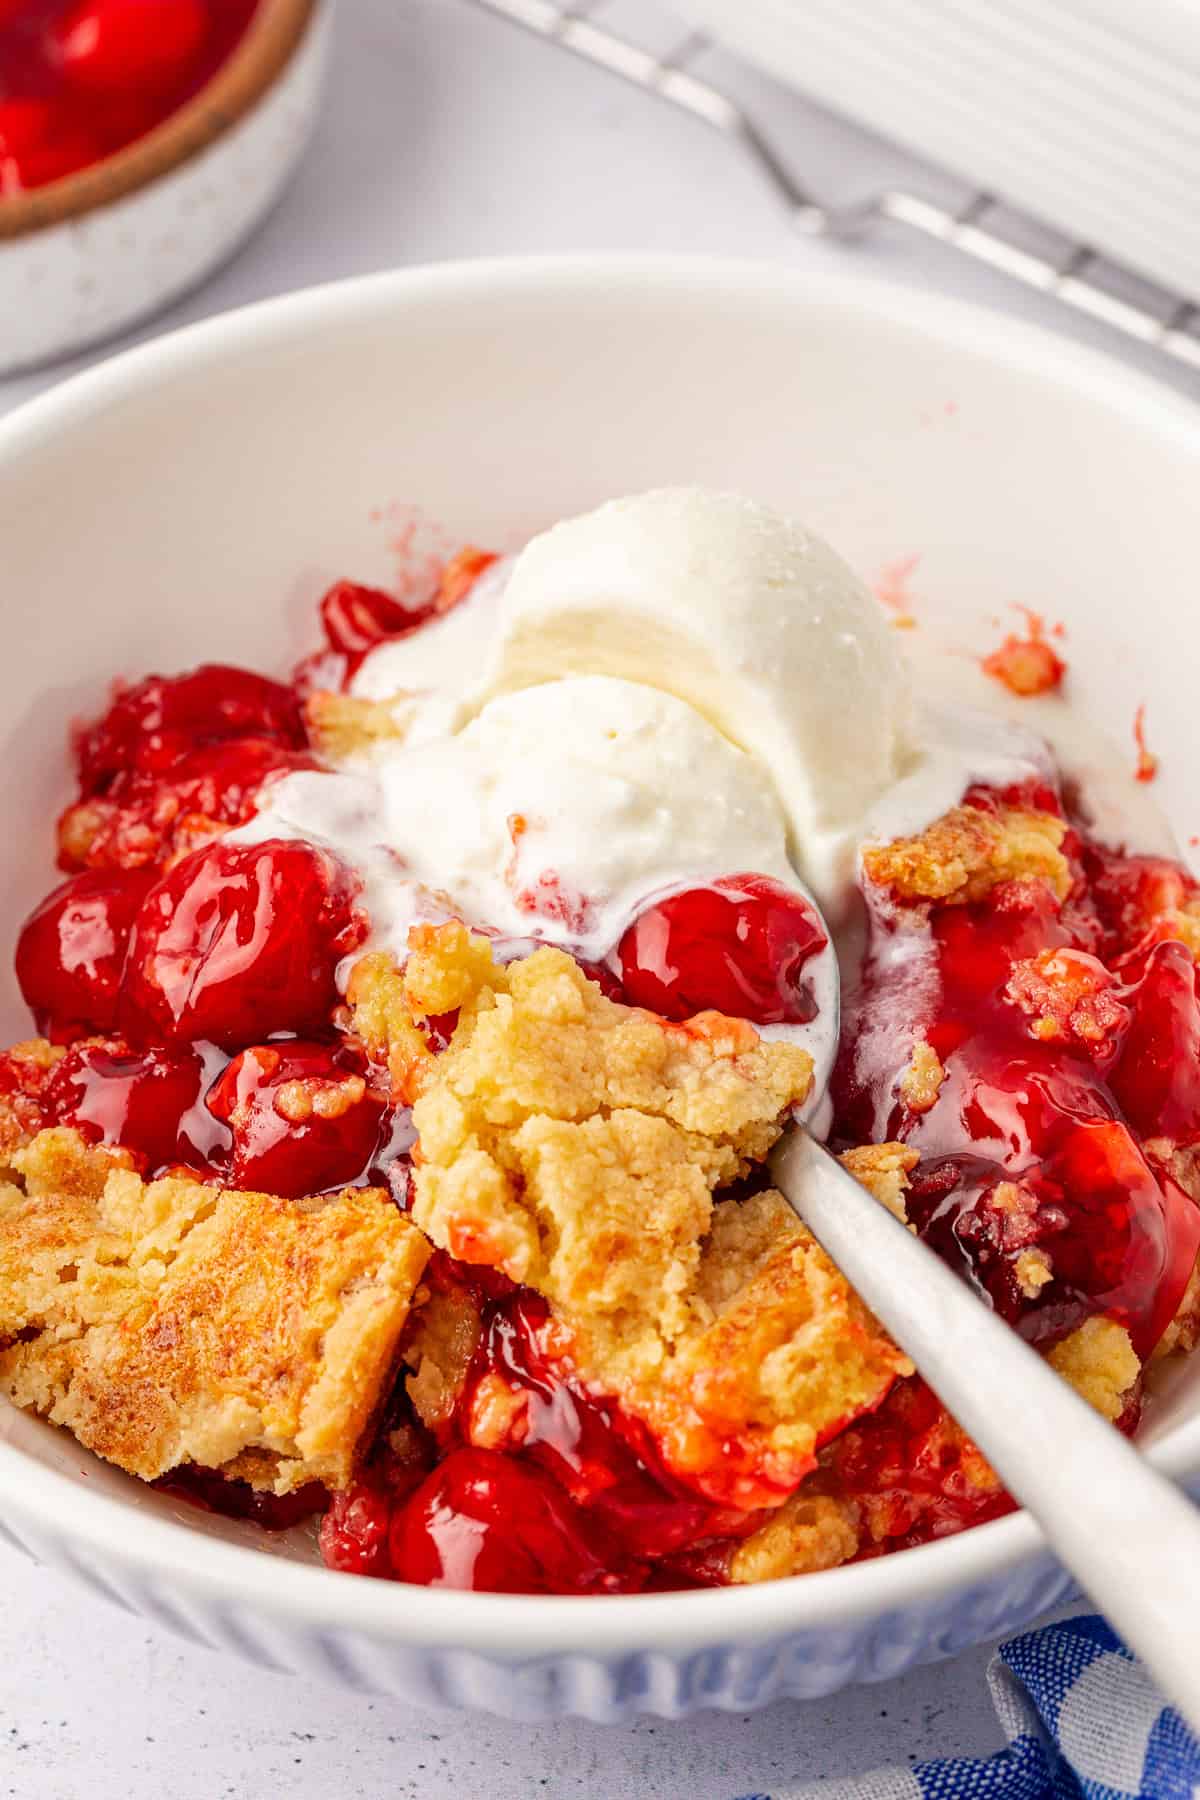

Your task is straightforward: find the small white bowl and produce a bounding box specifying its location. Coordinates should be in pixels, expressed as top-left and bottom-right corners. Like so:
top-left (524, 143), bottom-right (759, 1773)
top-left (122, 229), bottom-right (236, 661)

top-left (0, 0), bottom-right (331, 376)
top-left (0, 256), bottom-right (1197, 1720)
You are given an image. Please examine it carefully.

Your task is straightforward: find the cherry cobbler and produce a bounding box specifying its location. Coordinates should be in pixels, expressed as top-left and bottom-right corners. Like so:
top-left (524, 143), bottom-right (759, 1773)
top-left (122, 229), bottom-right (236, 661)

top-left (2, 494), bottom-right (1198, 1596)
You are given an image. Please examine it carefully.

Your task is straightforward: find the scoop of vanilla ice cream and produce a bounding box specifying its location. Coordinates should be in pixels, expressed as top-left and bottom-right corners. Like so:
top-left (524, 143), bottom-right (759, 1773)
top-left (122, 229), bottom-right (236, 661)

top-left (471, 488), bottom-right (912, 904)
top-left (350, 553), bottom-right (511, 740)
top-left (247, 674), bottom-right (797, 964)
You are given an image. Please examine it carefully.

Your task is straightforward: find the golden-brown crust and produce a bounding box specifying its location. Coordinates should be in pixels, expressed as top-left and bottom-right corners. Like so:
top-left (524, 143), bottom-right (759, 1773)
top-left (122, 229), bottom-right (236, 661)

top-left (406, 933), bottom-right (812, 1338)
top-left (0, 1129), bottom-right (429, 1493)
top-left (626, 1187), bottom-right (912, 1507)
top-left (862, 804), bottom-right (1069, 908)
top-left (897, 1041), bottom-right (946, 1115)
top-left (1006, 948), bottom-right (1127, 1048)
top-left (1046, 1317), bottom-right (1140, 1421)
top-left (403, 1282), bottom-right (482, 1432)
top-left (728, 1490), bottom-right (860, 1584)
top-left (304, 691), bottom-right (411, 762)
top-left (838, 1142), bottom-right (919, 1225)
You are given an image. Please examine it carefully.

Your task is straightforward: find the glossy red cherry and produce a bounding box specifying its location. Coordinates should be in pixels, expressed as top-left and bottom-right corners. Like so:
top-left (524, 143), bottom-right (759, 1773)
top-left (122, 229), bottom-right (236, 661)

top-left (15, 866), bottom-right (155, 1039)
top-left (616, 875), bottom-right (827, 1024)
top-left (0, 99), bottom-right (55, 156)
top-left (388, 1448), bottom-right (637, 1594)
top-left (319, 581), bottom-right (436, 658)
top-left (46, 1038), bottom-right (208, 1173)
top-left (55, 0), bottom-right (209, 97)
top-left (319, 1478), bottom-right (394, 1579)
top-left (206, 1040), bottom-right (387, 1196)
top-left (1109, 939), bottom-right (1200, 1148)
top-left (119, 839), bottom-right (363, 1050)
top-left (75, 664), bottom-right (305, 796)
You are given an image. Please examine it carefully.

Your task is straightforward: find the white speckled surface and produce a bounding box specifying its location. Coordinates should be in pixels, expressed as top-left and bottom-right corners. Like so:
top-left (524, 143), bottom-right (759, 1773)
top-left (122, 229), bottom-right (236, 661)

top-left (0, 1), bottom-right (1195, 1791)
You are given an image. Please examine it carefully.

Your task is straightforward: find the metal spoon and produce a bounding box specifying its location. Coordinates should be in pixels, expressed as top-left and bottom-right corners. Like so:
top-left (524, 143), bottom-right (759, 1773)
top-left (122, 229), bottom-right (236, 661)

top-left (771, 1125), bottom-right (1200, 1733)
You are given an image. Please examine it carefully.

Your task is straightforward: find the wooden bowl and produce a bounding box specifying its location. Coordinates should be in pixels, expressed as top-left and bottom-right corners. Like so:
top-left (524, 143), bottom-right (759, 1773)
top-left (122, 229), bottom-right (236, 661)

top-left (0, 0), bottom-right (331, 372)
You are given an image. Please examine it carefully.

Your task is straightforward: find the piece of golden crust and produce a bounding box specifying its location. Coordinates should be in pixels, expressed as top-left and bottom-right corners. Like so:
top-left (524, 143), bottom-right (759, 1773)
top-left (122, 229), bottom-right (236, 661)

top-left (347, 925), bottom-right (498, 1105)
top-left (624, 1186), bottom-right (913, 1507)
top-left (402, 1280), bottom-right (483, 1432)
top-left (839, 1142), bottom-right (920, 1225)
top-left (403, 931), bottom-right (812, 1336)
top-left (862, 803), bottom-right (1070, 908)
top-left (0, 1128), bottom-right (429, 1494)
top-left (728, 1490), bottom-right (861, 1584)
top-left (304, 691), bottom-right (411, 762)
top-left (1046, 1317), bottom-right (1140, 1422)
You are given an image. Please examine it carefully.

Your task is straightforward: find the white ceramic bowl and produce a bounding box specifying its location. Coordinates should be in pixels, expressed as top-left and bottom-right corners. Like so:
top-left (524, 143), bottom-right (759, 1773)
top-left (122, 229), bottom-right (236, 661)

top-left (0, 257), bottom-right (1197, 1721)
top-left (0, 0), bottom-right (331, 377)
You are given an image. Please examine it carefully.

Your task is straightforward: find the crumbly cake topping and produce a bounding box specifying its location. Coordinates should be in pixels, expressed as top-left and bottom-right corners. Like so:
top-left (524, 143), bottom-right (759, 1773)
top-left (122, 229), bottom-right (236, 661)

top-left (0, 1128), bottom-right (429, 1493)
top-left (862, 803), bottom-right (1070, 907)
top-left (304, 691), bottom-right (410, 762)
top-left (1046, 1317), bottom-right (1139, 1423)
top-left (839, 1142), bottom-right (920, 1225)
top-left (897, 1041), bottom-right (946, 1115)
top-left (400, 928), bottom-right (811, 1324)
top-left (728, 1489), bottom-right (861, 1584)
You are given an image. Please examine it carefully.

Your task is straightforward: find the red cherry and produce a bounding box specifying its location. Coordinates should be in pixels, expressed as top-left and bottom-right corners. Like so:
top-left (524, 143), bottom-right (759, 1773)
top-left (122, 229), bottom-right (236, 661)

top-left (1110, 940), bottom-right (1200, 1146)
top-left (119, 839), bottom-right (364, 1050)
top-left (55, 0), bottom-right (209, 98)
top-left (0, 129), bottom-right (103, 192)
top-left (76, 664), bottom-right (305, 797)
top-left (388, 1448), bottom-right (635, 1594)
top-left (46, 1038), bottom-right (208, 1173)
top-left (616, 875), bottom-right (827, 1024)
top-left (16, 866), bottom-right (155, 1039)
top-left (320, 1479), bottom-right (393, 1579)
top-left (206, 1040), bottom-right (387, 1196)
top-left (319, 581), bottom-right (436, 658)
top-left (0, 99), bottom-right (55, 157)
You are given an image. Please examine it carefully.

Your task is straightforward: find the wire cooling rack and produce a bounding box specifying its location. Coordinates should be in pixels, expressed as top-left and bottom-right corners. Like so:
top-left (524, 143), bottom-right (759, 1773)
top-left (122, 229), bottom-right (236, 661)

top-left (468, 0), bottom-right (1200, 373)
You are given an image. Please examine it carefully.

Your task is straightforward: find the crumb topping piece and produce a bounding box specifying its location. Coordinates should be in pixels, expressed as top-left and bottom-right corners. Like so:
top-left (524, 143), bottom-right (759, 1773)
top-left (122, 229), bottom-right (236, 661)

top-left (304, 691), bottom-right (411, 762)
top-left (839, 1142), bottom-right (920, 1225)
top-left (862, 803), bottom-right (1069, 908)
top-left (0, 1128), bottom-right (429, 1493)
top-left (897, 1041), bottom-right (946, 1115)
top-left (729, 1489), bottom-right (860, 1584)
top-left (1047, 1317), bottom-right (1140, 1422)
top-left (401, 930), bottom-right (813, 1329)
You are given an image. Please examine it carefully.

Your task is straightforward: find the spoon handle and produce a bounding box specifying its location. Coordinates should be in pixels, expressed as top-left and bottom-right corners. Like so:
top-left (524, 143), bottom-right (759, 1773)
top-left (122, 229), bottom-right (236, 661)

top-left (771, 1128), bottom-right (1200, 1733)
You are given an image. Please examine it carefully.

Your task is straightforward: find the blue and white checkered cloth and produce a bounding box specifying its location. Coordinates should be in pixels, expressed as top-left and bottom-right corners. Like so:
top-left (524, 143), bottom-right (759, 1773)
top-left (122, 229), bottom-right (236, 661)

top-left (736, 1616), bottom-right (1200, 1800)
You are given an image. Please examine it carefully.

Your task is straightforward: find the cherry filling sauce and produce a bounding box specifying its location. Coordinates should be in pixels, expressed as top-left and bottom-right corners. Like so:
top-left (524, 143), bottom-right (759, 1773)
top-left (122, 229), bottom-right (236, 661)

top-left (0, 0), bottom-right (261, 195)
top-left (834, 794), bottom-right (1200, 1359)
top-left (324, 1281), bottom-right (752, 1594)
top-left (13, 573), bottom-right (1200, 1595)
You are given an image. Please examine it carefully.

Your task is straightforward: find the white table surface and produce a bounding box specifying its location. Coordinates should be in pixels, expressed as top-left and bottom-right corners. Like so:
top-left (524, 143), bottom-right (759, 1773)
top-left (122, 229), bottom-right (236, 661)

top-left (1, 3), bottom-right (1195, 1794)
